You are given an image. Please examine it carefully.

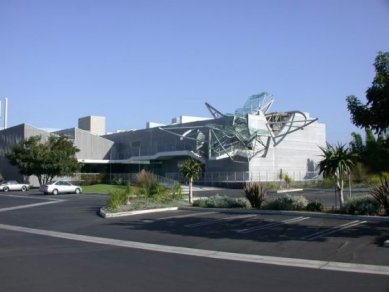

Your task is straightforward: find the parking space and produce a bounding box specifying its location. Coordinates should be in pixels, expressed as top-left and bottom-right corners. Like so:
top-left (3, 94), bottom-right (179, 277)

top-left (127, 210), bottom-right (373, 242)
top-left (101, 208), bottom-right (388, 265)
top-left (0, 192), bottom-right (61, 210)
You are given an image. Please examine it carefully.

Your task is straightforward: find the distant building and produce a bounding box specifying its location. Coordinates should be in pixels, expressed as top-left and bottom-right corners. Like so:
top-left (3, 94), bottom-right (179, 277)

top-left (0, 93), bottom-right (326, 186)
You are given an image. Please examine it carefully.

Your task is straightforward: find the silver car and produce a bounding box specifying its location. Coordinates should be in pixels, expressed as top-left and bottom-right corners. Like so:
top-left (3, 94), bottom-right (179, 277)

top-left (39, 180), bottom-right (82, 195)
top-left (0, 180), bottom-right (30, 192)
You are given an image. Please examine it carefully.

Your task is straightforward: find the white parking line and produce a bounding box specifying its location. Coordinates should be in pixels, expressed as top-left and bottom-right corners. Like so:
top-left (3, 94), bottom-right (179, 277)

top-left (0, 200), bottom-right (64, 212)
top-left (236, 217), bottom-right (310, 234)
top-left (0, 194), bottom-right (59, 201)
top-left (0, 223), bottom-right (388, 275)
top-left (302, 220), bottom-right (367, 240)
top-left (185, 214), bottom-right (257, 228)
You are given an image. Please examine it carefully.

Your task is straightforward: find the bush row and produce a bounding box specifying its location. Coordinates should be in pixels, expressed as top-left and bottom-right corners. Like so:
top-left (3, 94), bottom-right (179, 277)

top-left (341, 196), bottom-right (381, 215)
top-left (194, 180), bottom-right (387, 215)
top-left (193, 195), bottom-right (249, 208)
top-left (192, 193), bottom-right (325, 212)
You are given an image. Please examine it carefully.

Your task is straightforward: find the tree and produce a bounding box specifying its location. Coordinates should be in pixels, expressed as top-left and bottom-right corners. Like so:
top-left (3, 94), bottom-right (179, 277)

top-left (180, 158), bottom-right (202, 204)
top-left (350, 129), bottom-right (389, 173)
top-left (318, 143), bottom-right (356, 208)
top-left (346, 51), bottom-right (389, 135)
top-left (6, 135), bottom-right (80, 185)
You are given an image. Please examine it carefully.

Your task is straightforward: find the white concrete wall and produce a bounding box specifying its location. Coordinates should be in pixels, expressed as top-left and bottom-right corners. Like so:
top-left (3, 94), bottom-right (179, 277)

top-left (249, 121), bottom-right (326, 181)
top-left (75, 128), bottom-right (113, 160)
top-left (78, 116), bottom-right (106, 136)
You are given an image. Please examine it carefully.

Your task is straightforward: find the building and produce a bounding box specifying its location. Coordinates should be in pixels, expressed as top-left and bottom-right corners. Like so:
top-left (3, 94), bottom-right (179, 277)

top-left (78, 116), bottom-right (106, 136)
top-left (0, 93), bottom-right (326, 186)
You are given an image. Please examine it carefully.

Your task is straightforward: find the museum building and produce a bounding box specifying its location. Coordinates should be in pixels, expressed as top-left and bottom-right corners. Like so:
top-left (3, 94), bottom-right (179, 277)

top-left (0, 93), bottom-right (326, 186)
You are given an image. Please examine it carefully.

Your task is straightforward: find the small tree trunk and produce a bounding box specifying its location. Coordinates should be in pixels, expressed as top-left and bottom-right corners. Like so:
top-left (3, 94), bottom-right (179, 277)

top-left (339, 179), bottom-right (344, 209)
top-left (189, 177), bottom-right (193, 204)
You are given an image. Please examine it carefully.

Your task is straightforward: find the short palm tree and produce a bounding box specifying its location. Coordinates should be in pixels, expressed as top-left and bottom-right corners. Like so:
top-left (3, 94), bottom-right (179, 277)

top-left (318, 143), bottom-right (356, 208)
top-left (180, 158), bottom-right (202, 204)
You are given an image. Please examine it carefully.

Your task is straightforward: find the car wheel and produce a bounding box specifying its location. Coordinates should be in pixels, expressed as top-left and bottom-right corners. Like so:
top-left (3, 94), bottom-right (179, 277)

top-left (75, 188), bottom-right (81, 194)
top-left (4, 187), bottom-right (9, 192)
top-left (52, 189), bottom-right (59, 195)
top-left (21, 186), bottom-right (27, 192)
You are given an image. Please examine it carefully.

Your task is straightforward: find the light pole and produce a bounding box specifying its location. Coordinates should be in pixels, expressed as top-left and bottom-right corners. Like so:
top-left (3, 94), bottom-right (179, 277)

top-left (109, 150), bottom-right (112, 184)
top-left (138, 146), bottom-right (141, 173)
top-left (131, 141), bottom-right (141, 173)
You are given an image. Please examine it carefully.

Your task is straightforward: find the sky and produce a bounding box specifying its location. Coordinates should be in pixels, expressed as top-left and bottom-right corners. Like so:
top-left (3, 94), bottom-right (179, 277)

top-left (0, 0), bottom-right (388, 143)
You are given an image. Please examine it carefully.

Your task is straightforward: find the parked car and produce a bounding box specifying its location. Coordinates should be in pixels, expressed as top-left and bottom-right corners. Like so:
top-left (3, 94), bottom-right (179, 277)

top-left (39, 180), bottom-right (82, 195)
top-left (0, 180), bottom-right (30, 192)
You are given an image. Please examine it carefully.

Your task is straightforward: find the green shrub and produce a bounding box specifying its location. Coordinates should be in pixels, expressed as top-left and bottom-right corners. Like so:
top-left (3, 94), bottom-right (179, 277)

top-left (266, 182), bottom-right (278, 190)
top-left (107, 190), bottom-right (128, 211)
top-left (306, 201), bottom-right (324, 212)
top-left (244, 182), bottom-right (267, 208)
top-left (80, 173), bottom-right (105, 186)
top-left (342, 196), bottom-right (381, 215)
top-left (284, 174), bottom-right (293, 188)
top-left (370, 177), bottom-right (389, 215)
top-left (263, 195), bottom-right (308, 211)
top-left (317, 177), bottom-right (336, 188)
top-left (112, 176), bottom-right (125, 185)
top-left (192, 195), bottom-right (249, 209)
top-left (367, 175), bottom-right (382, 186)
top-left (136, 170), bottom-right (160, 197)
top-left (351, 162), bottom-right (366, 184)
top-left (171, 182), bottom-right (183, 200)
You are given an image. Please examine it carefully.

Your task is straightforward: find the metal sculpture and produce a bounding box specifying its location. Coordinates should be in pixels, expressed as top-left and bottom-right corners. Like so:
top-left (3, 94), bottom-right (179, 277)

top-left (159, 92), bottom-right (317, 162)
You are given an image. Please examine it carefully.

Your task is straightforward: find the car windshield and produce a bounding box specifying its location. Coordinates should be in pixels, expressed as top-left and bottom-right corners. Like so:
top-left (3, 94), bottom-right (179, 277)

top-left (47, 181), bottom-right (57, 185)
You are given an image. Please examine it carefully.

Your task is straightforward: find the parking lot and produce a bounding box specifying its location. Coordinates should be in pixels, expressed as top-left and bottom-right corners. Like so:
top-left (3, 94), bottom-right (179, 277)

top-left (1, 191), bottom-right (388, 267)
top-left (0, 191), bottom-right (389, 292)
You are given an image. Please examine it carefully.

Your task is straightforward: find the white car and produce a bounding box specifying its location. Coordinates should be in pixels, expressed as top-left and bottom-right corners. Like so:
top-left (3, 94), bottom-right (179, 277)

top-left (39, 180), bottom-right (82, 195)
top-left (0, 180), bottom-right (30, 192)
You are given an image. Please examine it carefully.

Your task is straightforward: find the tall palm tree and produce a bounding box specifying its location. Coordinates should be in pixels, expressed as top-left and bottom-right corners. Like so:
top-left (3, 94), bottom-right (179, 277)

top-left (180, 158), bottom-right (202, 204)
top-left (318, 143), bottom-right (356, 208)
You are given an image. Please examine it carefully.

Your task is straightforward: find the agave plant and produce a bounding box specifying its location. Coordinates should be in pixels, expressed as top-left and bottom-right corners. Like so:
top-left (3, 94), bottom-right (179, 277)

top-left (370, 177), bottom-right (389, 215)
top-left (244, 182), bottom-right (267, 208)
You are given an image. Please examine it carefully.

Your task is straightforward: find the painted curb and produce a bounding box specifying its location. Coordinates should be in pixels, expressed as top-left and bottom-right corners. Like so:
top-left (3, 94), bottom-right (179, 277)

top-left (100, 207), bottom-right (179, 218)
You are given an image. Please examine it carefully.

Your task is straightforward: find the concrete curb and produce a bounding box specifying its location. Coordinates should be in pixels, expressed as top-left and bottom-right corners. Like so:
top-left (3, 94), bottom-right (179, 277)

top-left (178, 207), bottom-right (389, 222)
top-left (276, 188), bottom-right (303, 194)
top-left (99, 207), bottom-right (179, 218)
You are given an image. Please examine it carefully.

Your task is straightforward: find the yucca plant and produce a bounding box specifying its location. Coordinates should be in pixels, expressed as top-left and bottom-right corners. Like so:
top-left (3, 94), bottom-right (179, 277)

top-left (318, 143), bottom-right (356, 208)
top-left (180, 158), bottom-right (202, 204)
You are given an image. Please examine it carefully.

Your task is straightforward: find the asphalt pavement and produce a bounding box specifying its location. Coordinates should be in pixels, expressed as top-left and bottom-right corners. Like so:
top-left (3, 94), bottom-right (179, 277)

top-left (0, 191), bottom-right (388, 292)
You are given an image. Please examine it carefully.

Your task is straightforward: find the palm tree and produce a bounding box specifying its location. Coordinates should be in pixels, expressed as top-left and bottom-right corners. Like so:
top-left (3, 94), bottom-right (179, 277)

top-left (180, 158), bottom-right (202, 204)
top-left (318, 143), bottom-right (356, 208)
